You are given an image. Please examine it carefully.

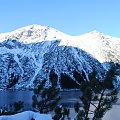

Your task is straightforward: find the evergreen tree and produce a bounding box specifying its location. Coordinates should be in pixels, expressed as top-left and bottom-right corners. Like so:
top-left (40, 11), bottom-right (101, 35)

top-left (53, 106), bottom-right (70, 120)
top-left (60, 73), bottom-right (79, 89)
top-left (74, 64), bottom-right (119, 120)
top-left (32, 71), bottom-right (61, 114)
top-left (14, 101), bottom-right (24, 113)
top-left (7, 73), bottom-right (19, 88)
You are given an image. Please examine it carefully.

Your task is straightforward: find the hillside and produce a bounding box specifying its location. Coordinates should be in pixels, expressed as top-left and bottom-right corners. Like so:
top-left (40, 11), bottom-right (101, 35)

top-left (0, 25), bottom-right (120, 89)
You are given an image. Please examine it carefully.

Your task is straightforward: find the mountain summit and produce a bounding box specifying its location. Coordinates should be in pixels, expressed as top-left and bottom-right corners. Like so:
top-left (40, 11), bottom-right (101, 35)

top-left (0, 25), bottom-right (120, 89)
top-left (0, 24), bottom-right (70, 43)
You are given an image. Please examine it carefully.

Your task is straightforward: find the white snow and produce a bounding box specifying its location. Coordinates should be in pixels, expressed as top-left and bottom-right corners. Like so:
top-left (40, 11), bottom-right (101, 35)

top-left (0, 24), bottom-right (120, 88)
top-left (0, 111), bottom-right (52, 120)
top-left (0, 24), bottom-right (119, 63)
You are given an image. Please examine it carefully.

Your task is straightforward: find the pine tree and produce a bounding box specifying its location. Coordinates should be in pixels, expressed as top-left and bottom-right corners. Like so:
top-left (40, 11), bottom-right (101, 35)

top-left (14, 101), bottom-right (24, 113)
top-left (32, 71), bottom-right (61, 114)
top-left (53, 106), bottom-right (70, 120)
top-left (74, 64), bottom-right (119, 120)
top-left (7, 73), bottom-right (19, 88)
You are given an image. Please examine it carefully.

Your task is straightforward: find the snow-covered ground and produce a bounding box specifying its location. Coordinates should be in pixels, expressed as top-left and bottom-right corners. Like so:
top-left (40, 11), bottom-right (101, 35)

top-left (69, 105), bottom-right (120, 120)
top-left (0, 111), bottom-right (52, 120)
top-left (0, 105), bottom-right (120, 120)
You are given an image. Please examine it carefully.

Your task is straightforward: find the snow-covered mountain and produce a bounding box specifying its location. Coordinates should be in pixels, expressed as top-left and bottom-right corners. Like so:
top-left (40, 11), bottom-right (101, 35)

top-left (0, 25), bottom-right (120, 89)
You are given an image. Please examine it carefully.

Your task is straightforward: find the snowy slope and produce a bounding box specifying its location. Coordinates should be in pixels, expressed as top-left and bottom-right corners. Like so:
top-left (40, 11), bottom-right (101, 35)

top-left (0, 25), bottom-right (120, 89)
top-left (0, 111), bottom-right (52, 120)
top-left (0, 25), bottom-right (119, 63)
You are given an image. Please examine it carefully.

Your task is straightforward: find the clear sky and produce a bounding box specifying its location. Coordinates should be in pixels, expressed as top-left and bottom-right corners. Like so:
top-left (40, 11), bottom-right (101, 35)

top-left (0, 0), bottom-right (120, 37)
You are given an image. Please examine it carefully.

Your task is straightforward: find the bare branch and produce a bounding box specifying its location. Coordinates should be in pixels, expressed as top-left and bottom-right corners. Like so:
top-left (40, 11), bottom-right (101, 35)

top-left (90, 102), bottom-right (97, 109)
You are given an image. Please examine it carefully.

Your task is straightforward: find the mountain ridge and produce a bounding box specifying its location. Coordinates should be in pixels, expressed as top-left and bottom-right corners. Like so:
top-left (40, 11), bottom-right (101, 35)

top-left (0, 25), bottom-right (120, 89)
top-left (1, 24), bottom-right (120, 63)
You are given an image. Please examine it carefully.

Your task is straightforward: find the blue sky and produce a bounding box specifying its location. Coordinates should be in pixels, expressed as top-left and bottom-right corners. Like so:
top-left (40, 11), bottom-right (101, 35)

top-left (0, 0), bottom-right (120, 37)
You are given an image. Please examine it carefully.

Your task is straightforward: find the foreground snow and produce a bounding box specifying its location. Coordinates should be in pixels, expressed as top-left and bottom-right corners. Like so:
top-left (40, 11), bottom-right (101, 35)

top-left (0, 111), bottom-right (52, 120)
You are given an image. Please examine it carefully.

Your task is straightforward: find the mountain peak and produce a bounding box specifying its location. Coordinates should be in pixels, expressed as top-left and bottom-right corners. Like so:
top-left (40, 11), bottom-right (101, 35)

top-left (16, 24), bottom-right (48, 31)
top-left (0, 24), bottom-right (68, 43)
top-left (0, 25), bottom-right (119, 44)
top-left (83, 30), bottom-right (104, 36)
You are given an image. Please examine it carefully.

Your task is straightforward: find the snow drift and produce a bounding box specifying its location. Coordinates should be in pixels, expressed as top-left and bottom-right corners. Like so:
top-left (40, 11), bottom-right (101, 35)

top-left (0, 111), bottom-right (52, 120)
